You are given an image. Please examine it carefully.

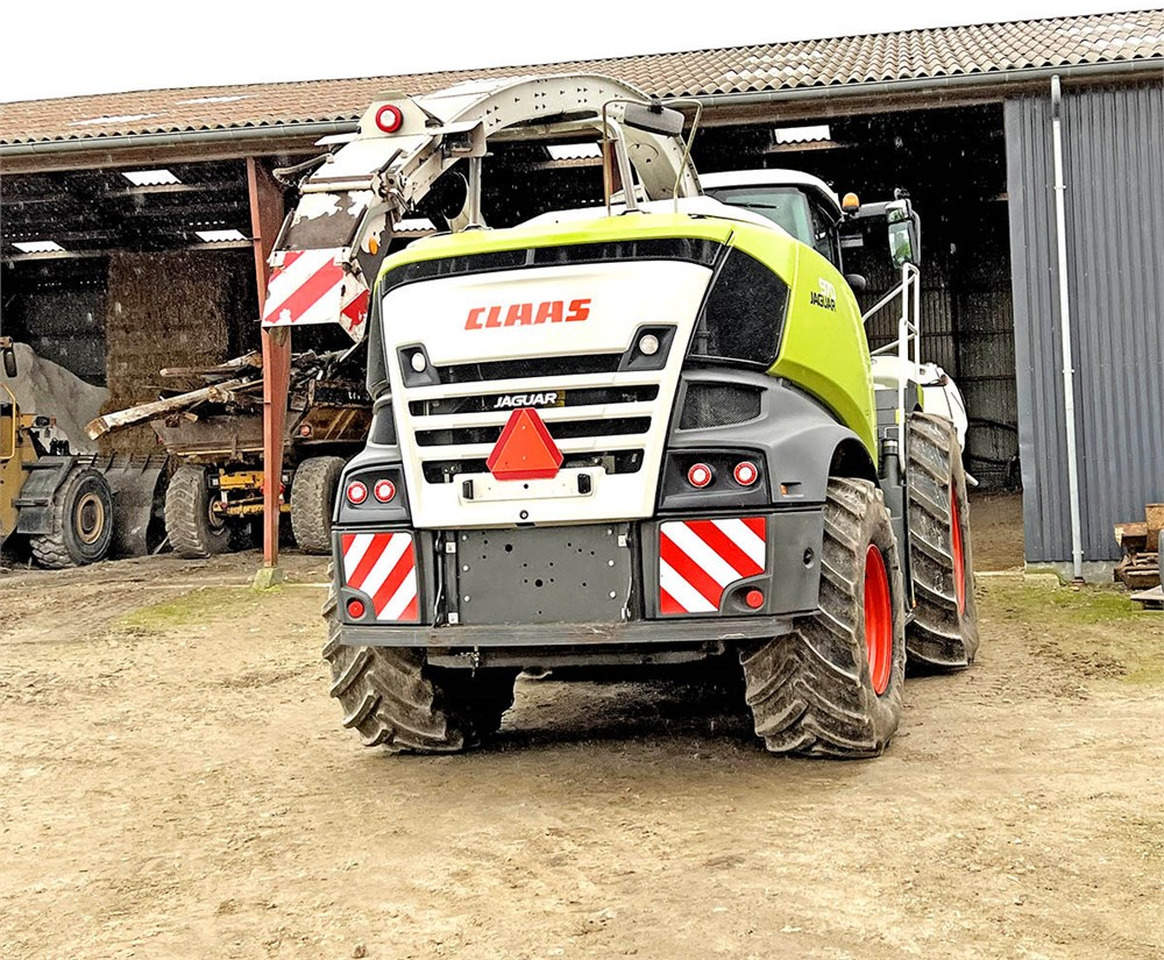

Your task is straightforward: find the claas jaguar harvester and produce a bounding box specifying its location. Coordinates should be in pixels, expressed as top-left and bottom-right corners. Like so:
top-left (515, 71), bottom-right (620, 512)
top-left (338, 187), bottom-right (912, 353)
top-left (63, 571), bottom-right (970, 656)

top-left (286, 75), bottom-right (979, 758)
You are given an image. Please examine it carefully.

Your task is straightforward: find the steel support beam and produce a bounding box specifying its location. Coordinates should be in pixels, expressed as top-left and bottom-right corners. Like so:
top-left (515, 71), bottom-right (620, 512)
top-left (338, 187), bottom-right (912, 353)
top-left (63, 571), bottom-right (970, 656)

top-left (246, 157), bottom-right (289, 571)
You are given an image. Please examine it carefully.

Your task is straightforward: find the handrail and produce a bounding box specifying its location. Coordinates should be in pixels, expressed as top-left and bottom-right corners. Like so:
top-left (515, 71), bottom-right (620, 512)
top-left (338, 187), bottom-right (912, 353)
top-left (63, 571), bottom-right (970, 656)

top-left (864, 263), bottom-right (922, 453)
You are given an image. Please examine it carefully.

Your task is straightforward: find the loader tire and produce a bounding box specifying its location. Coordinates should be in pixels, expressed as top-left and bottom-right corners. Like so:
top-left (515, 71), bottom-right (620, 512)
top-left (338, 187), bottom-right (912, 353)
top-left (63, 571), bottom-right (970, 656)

top-left (740, 478), bottom-right (906, 758)
top-left (905, 413), bottom-right (980, 669)
top-left (323, 588), bottom-right (517, 753)
top-left (290, 456), bottom-right (345, 555)
top-left (30, 466), bottom-right (115, 569)
top-left (164, 465), bottom-right (230, 559)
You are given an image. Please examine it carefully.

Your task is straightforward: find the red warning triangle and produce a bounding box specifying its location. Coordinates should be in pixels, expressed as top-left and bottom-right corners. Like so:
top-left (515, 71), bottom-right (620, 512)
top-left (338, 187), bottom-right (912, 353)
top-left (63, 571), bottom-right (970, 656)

top-left (486, 408), bottom-right (563, 480)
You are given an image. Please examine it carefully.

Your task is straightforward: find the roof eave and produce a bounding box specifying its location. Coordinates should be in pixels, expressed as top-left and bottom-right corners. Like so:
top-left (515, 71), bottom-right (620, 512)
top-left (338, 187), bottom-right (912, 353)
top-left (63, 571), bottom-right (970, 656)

top-left (2, 58), bottom-right (1159, 173)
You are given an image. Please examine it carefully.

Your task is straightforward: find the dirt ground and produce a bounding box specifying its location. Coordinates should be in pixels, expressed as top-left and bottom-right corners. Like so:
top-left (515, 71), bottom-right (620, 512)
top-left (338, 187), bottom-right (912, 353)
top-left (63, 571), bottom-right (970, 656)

top-left (3, 494), bottom-right (1163, 960)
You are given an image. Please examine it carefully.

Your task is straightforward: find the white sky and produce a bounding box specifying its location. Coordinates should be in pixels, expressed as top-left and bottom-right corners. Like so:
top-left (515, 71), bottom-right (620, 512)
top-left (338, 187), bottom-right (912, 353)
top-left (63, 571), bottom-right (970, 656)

top-left (0, 0), bottom-right (1150, 103)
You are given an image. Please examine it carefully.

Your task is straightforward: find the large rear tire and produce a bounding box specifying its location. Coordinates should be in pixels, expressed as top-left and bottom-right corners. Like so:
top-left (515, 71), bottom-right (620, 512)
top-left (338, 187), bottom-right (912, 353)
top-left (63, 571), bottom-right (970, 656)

top-left (30, 466), bottom-right (115, 569)
top-left (905, 413), bottom-right (980, 669)
top-left (164, 465), bottom-right (230, 559)
top-left (740, 477), bottom-right (906, 758)
top-left (323, 589), bottom-right (517, 753)
top-left (290, 456), bottom-right (345, 555)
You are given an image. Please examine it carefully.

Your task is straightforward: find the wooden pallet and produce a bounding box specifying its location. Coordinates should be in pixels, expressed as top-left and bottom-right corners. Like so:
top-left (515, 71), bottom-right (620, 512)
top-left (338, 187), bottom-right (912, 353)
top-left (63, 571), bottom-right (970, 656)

top-left (1130, 585), bottom-right (1164, 610)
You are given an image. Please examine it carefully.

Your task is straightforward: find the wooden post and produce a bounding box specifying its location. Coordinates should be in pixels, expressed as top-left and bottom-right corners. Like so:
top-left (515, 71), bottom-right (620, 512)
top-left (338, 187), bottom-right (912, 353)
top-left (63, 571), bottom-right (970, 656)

top-left (247, 157), bottom-right (290, 573)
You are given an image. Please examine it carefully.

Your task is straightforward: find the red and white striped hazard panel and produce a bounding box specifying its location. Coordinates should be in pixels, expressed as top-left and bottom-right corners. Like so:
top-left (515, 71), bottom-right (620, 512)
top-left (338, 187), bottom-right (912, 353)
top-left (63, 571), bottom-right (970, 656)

top-left (341, 532), bottom-right (420, 622)
top-left (262, 249), bottom-right (369, 339)
top-left (658, 517), bottom-right (768, 615)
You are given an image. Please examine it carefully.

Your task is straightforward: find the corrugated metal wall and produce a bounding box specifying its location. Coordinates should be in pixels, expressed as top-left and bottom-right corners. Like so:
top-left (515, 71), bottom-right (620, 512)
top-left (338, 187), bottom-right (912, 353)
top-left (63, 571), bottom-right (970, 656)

top-left (1005, 82), bottom-right (1164, 563)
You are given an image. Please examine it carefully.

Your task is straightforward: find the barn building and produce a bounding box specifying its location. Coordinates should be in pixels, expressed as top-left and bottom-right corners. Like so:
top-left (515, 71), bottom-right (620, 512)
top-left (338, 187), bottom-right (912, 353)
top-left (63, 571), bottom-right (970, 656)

top-left (2, 8), bottom-right (1162, 575)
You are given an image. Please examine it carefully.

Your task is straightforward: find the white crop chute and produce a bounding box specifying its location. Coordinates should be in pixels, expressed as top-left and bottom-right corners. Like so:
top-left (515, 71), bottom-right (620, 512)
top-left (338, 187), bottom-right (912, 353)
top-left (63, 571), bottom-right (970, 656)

top-left (262, 74), bottom-right (700, 341)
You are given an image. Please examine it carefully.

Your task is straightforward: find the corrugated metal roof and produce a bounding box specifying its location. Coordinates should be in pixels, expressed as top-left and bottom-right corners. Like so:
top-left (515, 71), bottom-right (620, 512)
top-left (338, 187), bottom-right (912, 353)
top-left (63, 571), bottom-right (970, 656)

top-left (2, 9), bottom-right (1163, 147)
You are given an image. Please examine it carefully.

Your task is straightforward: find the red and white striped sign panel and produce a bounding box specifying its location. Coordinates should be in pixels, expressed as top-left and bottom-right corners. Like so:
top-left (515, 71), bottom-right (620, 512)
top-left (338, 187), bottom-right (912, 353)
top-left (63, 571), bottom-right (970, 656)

top-left (262, 249), bottom-right (369, 340)
top-left (658, 517), bottom-right (767, 615)
top-left (341, 532), bottom-right (419, 622)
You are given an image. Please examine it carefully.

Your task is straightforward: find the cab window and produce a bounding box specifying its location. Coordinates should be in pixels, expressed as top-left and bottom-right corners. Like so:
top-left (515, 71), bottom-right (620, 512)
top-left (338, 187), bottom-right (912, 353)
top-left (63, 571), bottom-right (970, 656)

top-left (706, 185), bottom-right (844, 271)
top-left (806, 195), bottom-right (843, 269)
top-left (705, 186), bottom-right (813, 246)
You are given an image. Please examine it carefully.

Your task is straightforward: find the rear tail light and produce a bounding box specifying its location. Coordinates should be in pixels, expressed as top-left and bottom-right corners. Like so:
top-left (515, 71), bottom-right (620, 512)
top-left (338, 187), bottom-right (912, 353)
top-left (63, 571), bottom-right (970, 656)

top-left (744, 589), bottom-right (765, 609)
top-left (733, 461), bottom-right (759, 486)
top-left (687, 463), bottom-right (713, 488)
top-left (373, 479), bottom-right (396, 503)
top-left (346, 480), bottom-right (368, 505)
top-left (347, 599), bottom-right (366, 618)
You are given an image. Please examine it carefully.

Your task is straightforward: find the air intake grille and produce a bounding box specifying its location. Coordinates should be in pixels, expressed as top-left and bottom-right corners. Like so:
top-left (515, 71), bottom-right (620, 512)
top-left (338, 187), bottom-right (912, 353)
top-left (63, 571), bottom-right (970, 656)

top-left (679, 383), bottom-right (762, 430)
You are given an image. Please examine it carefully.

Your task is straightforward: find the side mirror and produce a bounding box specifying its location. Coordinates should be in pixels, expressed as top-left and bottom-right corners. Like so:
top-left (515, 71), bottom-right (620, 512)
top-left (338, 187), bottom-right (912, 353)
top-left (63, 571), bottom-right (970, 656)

top-left (845, 273), bottom-right (868, 292)
top-left (622, 101), bottom-right (685, 137)
top-left (887, 199), bottom-right (921, 268)
top-left (1, 338), bottom-right (16, 379)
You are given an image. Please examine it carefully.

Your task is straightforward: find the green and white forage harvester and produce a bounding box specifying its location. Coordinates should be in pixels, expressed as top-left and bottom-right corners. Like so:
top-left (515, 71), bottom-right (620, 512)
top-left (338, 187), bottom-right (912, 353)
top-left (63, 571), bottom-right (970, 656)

top-left (267, 74), bottom-right (979, 757)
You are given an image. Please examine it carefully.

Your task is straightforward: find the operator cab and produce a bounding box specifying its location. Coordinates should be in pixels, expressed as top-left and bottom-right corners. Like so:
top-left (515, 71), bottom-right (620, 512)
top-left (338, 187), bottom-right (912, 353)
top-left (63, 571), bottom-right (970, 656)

top-left (701, 169), bottom-right (845, 271)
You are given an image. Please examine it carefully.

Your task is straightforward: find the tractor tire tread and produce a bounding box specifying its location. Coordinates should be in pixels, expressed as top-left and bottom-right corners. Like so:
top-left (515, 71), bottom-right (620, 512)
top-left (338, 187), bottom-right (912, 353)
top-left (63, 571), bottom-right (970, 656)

top-left (164, 465), bottom-right (230, 559)
top-left (741, 477), bottom-right (906, 759)
top-left (29, 467), bottom-right (114, 569)
top-left (322, 581), bottom-right (517, 753)
top-left (905, 413), bottom-right (980, 669)
top-left (291, 456), bottom-right (346, 555)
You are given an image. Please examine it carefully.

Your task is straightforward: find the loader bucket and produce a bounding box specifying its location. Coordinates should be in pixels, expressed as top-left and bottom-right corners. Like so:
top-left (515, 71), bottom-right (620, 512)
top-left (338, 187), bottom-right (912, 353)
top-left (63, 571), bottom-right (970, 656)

top-left (97, 455), bottom-right (169, 557)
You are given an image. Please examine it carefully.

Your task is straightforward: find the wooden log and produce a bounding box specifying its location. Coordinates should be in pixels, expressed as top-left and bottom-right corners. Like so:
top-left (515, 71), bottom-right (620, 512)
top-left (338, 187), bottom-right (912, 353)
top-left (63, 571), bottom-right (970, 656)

top-left (85, 377), bottom-right (254, 439)
top-left (159, 350), bottom-right (263, 379)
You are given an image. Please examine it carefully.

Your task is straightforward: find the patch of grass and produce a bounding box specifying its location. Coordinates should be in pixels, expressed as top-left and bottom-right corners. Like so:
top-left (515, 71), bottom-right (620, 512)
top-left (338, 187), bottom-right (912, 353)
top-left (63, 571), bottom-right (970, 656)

top-left (117, 587), bottom-right (264, 630)
top-left (979, 578), bottom-right (1164, 686)
top-left (983, 578), bottom-right (1144, 624)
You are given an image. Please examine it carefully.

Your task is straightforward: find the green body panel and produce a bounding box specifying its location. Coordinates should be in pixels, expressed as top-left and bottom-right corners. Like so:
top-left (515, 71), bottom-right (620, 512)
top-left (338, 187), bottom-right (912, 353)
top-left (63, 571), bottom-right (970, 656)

top-left (377, 213), bottom-right (878, 459)
top-left (734, 230), bottom-right (877, 459)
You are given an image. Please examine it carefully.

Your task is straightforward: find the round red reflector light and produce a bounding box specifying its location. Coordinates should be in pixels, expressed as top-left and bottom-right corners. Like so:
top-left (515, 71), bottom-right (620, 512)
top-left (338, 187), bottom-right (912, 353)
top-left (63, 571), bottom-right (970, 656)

top-left (347, 599), bottom-right (366, 619)
top-left (373, 479), bottom-right (396, 503)
top-left (299, 423), bottom-right (313, 438)
top-left (687, 463), bottom-right (713, 488)
top-left (346, 480), bottom-right (368, 505)
top-left (745, 589), bottom-right (765, 609)
top-left (375, 104), bottom-right (404, 133)
top-left (733, 461), bottom-right (759, 486)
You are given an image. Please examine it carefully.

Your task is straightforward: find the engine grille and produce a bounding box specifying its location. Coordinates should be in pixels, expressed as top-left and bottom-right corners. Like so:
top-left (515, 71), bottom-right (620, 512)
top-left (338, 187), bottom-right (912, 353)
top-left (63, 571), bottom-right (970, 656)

top-left (406, 371), bottom-right (657, 486)
top-left (679, 383), bottom-right (763, 430)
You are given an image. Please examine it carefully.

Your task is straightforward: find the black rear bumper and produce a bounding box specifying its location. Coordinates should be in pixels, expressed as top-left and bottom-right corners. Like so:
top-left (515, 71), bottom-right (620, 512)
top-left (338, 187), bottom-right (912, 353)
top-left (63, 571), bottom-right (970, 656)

top-left (338, 614), bottom-right (795, 648)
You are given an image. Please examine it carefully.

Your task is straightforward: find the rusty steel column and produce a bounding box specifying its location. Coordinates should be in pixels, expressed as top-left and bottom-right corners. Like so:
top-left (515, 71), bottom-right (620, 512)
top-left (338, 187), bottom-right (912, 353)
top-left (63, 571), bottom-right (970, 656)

top-left (247, 157), bottom-right (290, 570)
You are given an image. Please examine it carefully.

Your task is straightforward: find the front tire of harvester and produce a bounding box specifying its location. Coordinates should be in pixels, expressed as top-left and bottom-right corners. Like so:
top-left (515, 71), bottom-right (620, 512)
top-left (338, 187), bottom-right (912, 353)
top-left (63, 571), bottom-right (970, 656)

top-left (30, 466), bottom-right (115, 569)
top-left (164, 465), bottom-right (230, 559)
top-left (322, 587), bottom-right (512, 753)
top-left (905, 412), bottom-right (980, 669)
top-left (740, 477), bottom-right (906, 758)
top-left (290, 456), bottom-right (345, 555)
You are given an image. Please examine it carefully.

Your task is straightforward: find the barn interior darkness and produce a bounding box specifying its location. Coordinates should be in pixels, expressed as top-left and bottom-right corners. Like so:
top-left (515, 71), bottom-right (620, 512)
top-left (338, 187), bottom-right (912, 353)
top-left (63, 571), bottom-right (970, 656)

top-left (0, 102), bottom-right (1017, 485)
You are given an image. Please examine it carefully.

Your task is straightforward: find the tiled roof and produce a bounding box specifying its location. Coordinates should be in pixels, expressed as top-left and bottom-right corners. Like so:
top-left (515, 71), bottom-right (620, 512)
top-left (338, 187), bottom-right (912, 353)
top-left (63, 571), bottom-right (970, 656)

top-left (2, 9), bottom-right (1162, 147)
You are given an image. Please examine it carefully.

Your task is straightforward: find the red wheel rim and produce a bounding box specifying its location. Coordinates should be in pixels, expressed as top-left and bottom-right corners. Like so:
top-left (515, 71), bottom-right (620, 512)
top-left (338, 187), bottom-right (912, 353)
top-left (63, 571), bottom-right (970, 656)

top-left (951, 490), bottom-right (967, 615)
top-left (864, 545), bottom-right (893, 696)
